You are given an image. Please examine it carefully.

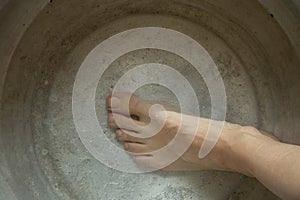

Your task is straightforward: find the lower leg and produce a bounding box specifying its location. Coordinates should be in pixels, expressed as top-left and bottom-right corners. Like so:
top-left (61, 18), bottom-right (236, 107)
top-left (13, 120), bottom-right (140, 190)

top-left (107, 93), bottom-right (300, 199)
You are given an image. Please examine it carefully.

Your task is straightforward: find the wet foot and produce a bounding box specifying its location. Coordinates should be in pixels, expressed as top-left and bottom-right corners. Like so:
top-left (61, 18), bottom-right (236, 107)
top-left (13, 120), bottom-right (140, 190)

top-left (106, 93), bottom-right (278, 175)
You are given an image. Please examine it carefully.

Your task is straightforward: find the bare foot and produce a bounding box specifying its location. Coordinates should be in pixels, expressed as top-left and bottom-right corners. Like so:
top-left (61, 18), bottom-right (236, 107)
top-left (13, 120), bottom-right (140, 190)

top-left (106, 93), bottom-right (278, 176)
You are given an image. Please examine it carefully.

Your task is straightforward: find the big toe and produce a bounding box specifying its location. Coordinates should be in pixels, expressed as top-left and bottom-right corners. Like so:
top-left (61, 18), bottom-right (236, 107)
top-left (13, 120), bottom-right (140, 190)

top-left (106, 92), bottom-right (152, 122)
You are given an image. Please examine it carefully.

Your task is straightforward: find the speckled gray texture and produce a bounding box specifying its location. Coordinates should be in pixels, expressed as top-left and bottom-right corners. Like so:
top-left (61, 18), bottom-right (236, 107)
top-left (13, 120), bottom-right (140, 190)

top-left (1, 0), bottom-right (299, 199)
top-left (31, 15), bottom-right (251, 200)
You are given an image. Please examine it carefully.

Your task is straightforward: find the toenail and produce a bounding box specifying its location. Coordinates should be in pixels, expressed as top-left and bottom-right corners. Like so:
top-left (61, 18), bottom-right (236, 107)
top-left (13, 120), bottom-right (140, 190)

top-left (124, 143), bottom-right (129, 150)
top-left (108, 115), bottom-right (114, 123)
top-left (111, 97), bottom-right (120, 108)
top-left (116, 130), bottom-right (122, 137)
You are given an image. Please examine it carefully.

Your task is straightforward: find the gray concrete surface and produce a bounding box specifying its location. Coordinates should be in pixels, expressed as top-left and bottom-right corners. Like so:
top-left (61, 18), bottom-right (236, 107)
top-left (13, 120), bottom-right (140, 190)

top-left (1, 0), bottom-right (300, 199)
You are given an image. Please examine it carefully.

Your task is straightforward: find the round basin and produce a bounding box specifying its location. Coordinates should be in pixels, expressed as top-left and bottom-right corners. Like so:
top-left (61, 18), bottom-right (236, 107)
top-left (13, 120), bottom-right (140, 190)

top-left (0, 0), bottom-right (299, 199)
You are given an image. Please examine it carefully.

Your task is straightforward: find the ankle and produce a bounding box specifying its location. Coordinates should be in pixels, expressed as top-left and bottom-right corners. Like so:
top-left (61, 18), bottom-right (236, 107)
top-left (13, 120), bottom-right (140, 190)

top-left (219, 125), bottom-right (262, 176)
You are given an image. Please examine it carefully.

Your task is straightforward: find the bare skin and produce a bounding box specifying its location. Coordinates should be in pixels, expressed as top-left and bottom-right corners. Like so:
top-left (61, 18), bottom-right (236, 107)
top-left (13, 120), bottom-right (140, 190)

top-left (106, 93), bottom-right (300, 200)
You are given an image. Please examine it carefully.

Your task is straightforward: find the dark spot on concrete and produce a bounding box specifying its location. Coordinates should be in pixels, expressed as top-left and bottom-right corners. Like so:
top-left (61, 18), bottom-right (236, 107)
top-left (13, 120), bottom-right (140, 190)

top-left (270, 13), bottom-right (274, 18)
top-left (20, 56), bottom-right (27, 60)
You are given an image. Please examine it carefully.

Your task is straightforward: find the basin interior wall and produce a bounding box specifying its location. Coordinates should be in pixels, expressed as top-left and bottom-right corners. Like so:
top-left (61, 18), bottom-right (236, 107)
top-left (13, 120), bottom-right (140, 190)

top-left (0, 0), bottom-right (300, 199)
